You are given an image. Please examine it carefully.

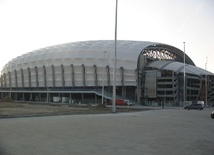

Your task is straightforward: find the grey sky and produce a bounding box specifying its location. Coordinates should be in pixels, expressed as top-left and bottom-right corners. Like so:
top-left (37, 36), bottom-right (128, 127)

top-left (0, 0), bottom-right (213, 72)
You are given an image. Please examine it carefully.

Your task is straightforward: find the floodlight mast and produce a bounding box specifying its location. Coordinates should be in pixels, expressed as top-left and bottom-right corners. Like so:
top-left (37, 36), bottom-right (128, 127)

top-left (101, 51), bottom-right (106, 105)
top-left (183, 42), bottom-right (185, 106)
top-left (112, 0), bottom-right (118, 113)
top-left (9, 63), bottom-right (14, 98)
top-left (205, 57), bottom-right (208, 107)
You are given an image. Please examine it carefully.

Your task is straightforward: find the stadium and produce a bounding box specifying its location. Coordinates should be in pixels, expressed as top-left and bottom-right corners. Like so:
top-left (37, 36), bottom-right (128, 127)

top-left (0, 40), bottom-right (214, 106)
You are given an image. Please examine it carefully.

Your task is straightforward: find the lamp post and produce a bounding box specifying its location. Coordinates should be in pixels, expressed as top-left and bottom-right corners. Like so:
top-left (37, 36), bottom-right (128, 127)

top-left (112, 0), bottom-right (118, 113)
top-left (205, 57), bottom-right (208, 107)
top-left (9, 71), bottom-right (12, 98)
top-left (183, 42), bottom-right (185, 106)
top-left (9, 63), bottom-right (14, 98)
top-left (47, 86), bottom-right (49, 103)
top-left (101, 51), bottom-right (106, 105)
top-left (163, 90), bottom-right (166, 108)
top-left (179, 92), bottom-right (181, 107)
top-left (46, 60), bottom-right (50, 103)
top-left (46, 70), bottom-right (48, 103)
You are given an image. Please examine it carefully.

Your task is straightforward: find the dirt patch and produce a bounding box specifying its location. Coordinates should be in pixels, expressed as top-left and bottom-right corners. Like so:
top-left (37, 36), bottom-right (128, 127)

top-left (0, 102), bottom-right (151, 118)
top-left (1, 96), bottom-right (14, 102)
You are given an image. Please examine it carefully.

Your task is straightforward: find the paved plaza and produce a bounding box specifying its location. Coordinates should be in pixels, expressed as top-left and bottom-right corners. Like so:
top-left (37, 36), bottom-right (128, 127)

top-left (0, 107), bottom-right (214, 155)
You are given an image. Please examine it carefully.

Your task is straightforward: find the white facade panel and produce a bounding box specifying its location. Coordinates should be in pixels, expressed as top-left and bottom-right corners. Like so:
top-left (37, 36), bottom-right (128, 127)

top-left (10, 72), bottom-right (15, 87)
top-left (85, 66), bottom-right (95, 86)
top-left (74, 66), bottom-right (83, 86)
top-left (124, 70), bottom-right (136, 86)
top-left (46, 66), bottom-right (53, 87)
top-left (64, 66), bottom-right (72, 87)
top-left (1, 40), bottom-right (165, 88)
top-left (5, 74), bottom-right (9, 87)
top-left (37, 67), bottom-right (44, 87)
top-left (23, 69), bottom-right (29, 87)
top-left (31, 68), bottom-right (36, 87)
top-left (97, 66), bottom-right (107, 86)
top-left (16, 70), bottom-right (22, 87)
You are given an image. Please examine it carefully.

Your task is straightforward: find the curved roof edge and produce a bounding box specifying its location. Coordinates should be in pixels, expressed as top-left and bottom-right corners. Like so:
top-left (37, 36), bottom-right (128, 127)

top-left (147, 60), bottom-right (214, 76)
top-left (3, 40), bottom-right (195, 73)
top-left (143, 43), bottom-right (195, 66)
top-left (2, 40), bottom-right (161, 72)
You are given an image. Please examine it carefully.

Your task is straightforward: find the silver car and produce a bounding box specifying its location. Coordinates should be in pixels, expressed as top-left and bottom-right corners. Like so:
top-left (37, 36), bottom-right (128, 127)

top-left (211, 111), bottom-right (214, 119)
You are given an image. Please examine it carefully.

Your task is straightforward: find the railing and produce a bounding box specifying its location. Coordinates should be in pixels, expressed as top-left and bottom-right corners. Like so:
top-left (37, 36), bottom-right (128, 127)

top-left (0, 86), bottom-right (135, 103)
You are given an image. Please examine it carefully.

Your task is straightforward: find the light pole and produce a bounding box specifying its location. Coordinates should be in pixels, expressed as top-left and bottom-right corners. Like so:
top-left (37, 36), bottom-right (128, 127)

top-left (164, 90), bottom-right (166, 108)
top-left (46, 60), bottom-right (50, 103)
top-left (9, 63), bottom-right (14, 98)
top-left (112, 0), bottom-right (118, 113)
top-left (9, 71), bottom-right (12, 98)
top-left (205, 57), bottom-right (208, 107)
top-left (46, 70), bottom-right (48, 103)
top-left (183, 42), bottom-right (185, 106)
top-left (179, 92), bottom-right (181, 107)
top-left (101, 51), bottom-right (106, 105)
top-left (47, 86), bottom-right (49, 103)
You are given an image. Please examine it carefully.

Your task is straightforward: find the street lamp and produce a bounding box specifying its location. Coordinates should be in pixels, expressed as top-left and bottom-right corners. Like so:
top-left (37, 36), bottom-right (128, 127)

top-left (47, 86), bottom-right (49, 103)
top-left (9, 63), bottom-right (14, 98)
top-left (183, 42), bottom-right (186, 106)
top-left (179, 92), bottom-right (181, 107)
top-left (46, 60), bottom-right (50, 103)
top-left (9, 71), bottom-right (12, 98)
top-left (163, 90), bottom-right (166, 108)
top-left (205, 57), bottom-right (208, 107)
top-left (101, 51), bottom-right (106, 105)
top-left (112, 0), bottom-right (118, 113)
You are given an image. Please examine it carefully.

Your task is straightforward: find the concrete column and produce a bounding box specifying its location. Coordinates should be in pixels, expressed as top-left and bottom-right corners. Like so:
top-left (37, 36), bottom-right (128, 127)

top-left (21, 69), bottom-right (24, 87)
top-left (51, 65), bottom-right (55, 87)
top-left (39, 93), bottom-right (41, 102)
top-left (122, 87), bottom-right (126, 98)
top-left (61, 64), bottom-right (65, 87)
top-left (81, 93), bottom-right (84, 104)
top-left (30, 93), bottom-right (32, 101)
top-left (95, 94), bottom-right (97, 104)
top-left (93, 65), bottom-right (98, 86)
top-left (82, 64), bottom-right (85, 86)
top-left (15, 92), bottom-right (17, 100)
top-left (14, 70), bottom-right (18, 88)
top-left (43, 66), bottom-right (47, 88)
top-left (35, 66), bottom-right (39, 87)
top-left (71, 64), bottom-right (75, 86)
top-left (28, 67), bottom-right (31, 88)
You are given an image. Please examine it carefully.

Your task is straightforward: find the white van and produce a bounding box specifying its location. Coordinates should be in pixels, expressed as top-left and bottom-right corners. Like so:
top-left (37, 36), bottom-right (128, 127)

top-left (197, 101), bottom-right (205, 107)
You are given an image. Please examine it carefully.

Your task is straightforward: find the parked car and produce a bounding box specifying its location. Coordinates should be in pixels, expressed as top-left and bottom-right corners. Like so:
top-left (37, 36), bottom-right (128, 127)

top-left (125, 100), bottom-right (135, 106)
top-left (211, 111), bottom-right (214, 119)
top-left (184, 104), bottom-right (203, 110)
top-left (106, 99), bottom-right (127, 106)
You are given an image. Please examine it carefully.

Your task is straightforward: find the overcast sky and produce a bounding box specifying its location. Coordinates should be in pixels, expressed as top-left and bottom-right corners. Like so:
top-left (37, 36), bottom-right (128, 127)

top-left (0, 0), bottom-right (214, 73)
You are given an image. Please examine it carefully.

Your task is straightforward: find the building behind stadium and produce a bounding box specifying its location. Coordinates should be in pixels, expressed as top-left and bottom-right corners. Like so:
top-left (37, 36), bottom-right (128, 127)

top-left (0, 40), bottom-right (214, 106)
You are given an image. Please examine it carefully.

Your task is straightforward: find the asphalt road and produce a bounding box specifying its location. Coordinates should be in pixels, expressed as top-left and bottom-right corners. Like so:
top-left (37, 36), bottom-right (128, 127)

top-left (0, 107), bottom-right (213, 155)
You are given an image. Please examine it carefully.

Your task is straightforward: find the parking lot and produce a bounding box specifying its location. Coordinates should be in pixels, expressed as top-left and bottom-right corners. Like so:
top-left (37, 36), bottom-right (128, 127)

top-left (0, 107), bottom-right (213, 155)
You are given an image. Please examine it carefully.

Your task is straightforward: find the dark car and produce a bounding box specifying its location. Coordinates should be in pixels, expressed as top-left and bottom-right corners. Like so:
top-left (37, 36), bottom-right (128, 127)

top-left (211, 111), bottom-right (214, 119)
top-left (184, 104), bottom-right (203, 110)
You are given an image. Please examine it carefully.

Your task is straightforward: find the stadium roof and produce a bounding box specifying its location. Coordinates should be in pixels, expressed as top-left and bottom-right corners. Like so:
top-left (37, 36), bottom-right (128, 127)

top-left (147, 60), bottom-right (214, 76)
top-left (3, 40), bottom-right (194, 72)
